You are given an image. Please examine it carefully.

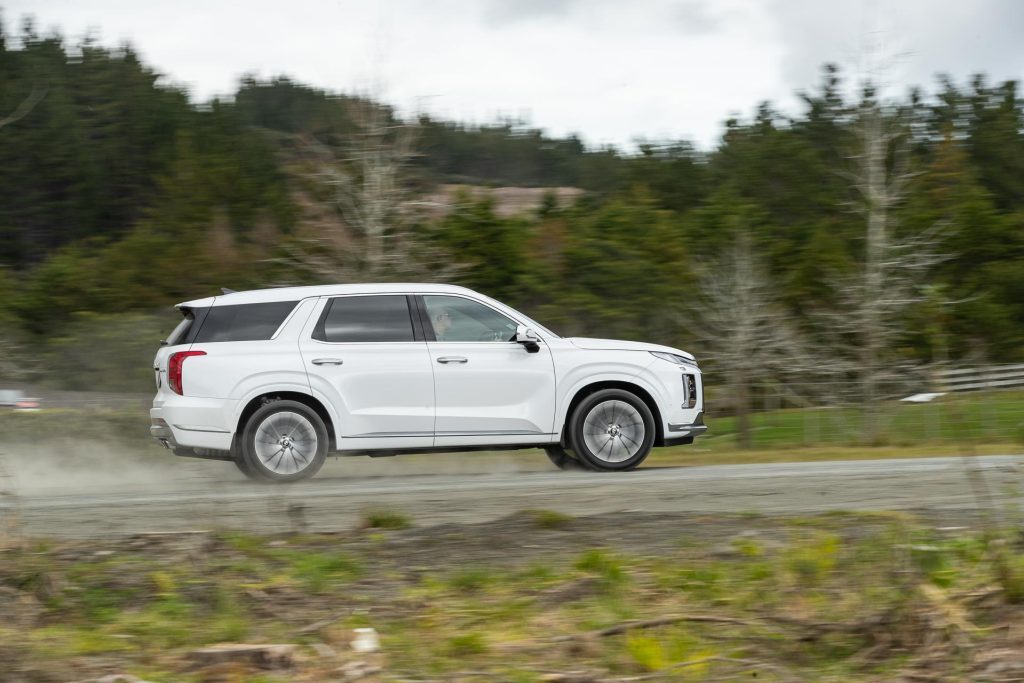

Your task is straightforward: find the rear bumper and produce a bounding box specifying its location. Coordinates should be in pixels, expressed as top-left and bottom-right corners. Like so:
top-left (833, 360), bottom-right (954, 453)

top-left (151, 416), bottom-right (233, 460)
top-left (150, 419), bottom-right (178, 449)
top-left (150, 402), bottom-right (234, 452)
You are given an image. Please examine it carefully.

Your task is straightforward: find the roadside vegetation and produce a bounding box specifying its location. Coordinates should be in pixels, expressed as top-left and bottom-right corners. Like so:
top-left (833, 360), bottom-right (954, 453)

top-left (3, 510), bottom-right (1024, 681)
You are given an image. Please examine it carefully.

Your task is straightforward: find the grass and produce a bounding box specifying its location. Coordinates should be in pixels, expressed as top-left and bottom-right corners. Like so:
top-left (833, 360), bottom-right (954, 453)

top-left (655, 442), bottom-right (1022, 467)
top-left (645, 388), bottom-right (1024, 466)
top-left (3, 513), bottom-right (1024, 681)
top-left (0, 406), bottom-right (152, 449)
top-left (360, 508), bottom-right (413, 530)
top-left (446, 567), bottom-right (494, 593)
top-left (526, 508), bottom-right (574, 529)
top-left (691, 389), bottom-right (1024, 451)
top-left (575, 548), bottom-right (624, 579)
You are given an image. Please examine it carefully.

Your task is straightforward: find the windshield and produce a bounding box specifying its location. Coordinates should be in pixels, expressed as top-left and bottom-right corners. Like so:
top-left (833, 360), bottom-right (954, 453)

top-left (490, 300), bottom-right (559, 339)
top-left (524, 318), bottom-right (558, 338)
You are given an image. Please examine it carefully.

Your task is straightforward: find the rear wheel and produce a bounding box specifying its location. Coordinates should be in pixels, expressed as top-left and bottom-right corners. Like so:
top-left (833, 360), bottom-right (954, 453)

top-left (233, 440), bottom-right (266, 481)
top-left (569, 389), bottom-right (655, 471)
top-left (240, 400), bottom-right (328, 483)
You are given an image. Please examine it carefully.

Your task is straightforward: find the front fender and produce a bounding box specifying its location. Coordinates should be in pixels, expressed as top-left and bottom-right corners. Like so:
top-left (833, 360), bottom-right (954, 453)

top-left (554, 360), bottom-right (665, 433)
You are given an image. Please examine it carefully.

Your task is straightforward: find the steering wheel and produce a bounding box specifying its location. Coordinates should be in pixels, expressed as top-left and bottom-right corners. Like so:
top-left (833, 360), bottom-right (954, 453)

top-left (477, 330), bottom-right (503, 342)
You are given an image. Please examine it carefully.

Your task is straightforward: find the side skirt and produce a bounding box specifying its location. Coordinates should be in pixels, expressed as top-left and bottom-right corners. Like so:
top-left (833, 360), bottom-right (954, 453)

top-left (336, 443), bottom-right (553, 458)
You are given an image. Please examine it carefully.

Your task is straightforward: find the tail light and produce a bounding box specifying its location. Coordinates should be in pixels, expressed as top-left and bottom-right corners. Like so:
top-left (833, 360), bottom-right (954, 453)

top-left (168, 350), bottom-right (206, 395)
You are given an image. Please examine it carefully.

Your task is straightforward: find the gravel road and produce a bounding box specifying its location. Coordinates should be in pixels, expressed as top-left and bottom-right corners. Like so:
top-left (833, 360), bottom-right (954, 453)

top-left (2, 448), bottom-right (1022, 538)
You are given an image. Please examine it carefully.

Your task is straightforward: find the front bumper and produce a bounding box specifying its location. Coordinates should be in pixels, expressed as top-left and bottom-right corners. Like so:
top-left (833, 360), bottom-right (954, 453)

top-left (663, 411), bottom-right (707, 446)
top-left (668, 411), bottom-right (707, 436)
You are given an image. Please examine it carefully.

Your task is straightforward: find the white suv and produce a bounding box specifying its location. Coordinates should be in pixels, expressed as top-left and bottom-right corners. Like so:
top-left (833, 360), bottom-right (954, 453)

top-left (150, 284), bottom-right (706, 482)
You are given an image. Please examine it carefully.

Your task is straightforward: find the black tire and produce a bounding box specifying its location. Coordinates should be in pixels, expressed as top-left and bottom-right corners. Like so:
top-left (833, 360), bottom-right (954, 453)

top-left (568, 388), bottom-right (655, 471)
top-left (240, 400), bottom-right (328, 483)
top-left (232, 439), bottom-right (267, 481)
top-left (544, 445), bottom-right (588, 471)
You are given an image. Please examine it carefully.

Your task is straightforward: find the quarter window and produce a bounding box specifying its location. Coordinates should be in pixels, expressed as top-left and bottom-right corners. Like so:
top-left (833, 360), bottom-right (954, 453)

top-left (423, 295), bottom-right (518, 342)
top-left (164, 308), bottom-right (197, 346)
top-left (193, 301), bottom-right (298, 343)
top-left (315, 295), bottom-right (415, 343)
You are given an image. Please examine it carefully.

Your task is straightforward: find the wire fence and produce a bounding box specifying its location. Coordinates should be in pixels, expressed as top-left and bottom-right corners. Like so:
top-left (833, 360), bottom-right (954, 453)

top-left (706, 377), bottom-right (1024, 450)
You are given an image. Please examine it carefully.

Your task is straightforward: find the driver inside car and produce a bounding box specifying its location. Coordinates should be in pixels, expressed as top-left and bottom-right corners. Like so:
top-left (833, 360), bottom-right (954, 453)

top-left (426, 296), bottom-right (519, 342)
top-left (432, 309), bottom-right (454, 341)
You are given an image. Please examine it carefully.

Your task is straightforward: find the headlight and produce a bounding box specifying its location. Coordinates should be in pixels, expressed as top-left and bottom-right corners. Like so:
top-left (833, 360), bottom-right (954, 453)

top-left (650, 351), bottom-right (698, 367)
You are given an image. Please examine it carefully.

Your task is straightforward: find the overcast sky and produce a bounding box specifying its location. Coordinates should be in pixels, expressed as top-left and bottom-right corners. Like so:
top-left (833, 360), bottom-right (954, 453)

top-left (8, 0), bottom-right (1024, 149)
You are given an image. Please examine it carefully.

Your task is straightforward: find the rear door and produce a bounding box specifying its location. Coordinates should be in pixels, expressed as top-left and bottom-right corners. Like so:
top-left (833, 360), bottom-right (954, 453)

top-left (299, 294), bottom-right (435, 450)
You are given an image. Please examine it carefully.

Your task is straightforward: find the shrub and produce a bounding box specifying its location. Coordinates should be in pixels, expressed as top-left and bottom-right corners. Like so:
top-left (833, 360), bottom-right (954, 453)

top-left (361, 508), bottom-right (412, 530)
top-left (528, 509), bottom-right (574, 530)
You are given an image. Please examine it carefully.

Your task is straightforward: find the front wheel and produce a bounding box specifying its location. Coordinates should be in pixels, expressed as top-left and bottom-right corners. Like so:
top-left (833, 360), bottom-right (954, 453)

top-left (240, 400), bottom-right (328, 483)
top-left (544, 445), bottom-right (588, 471)
top-left (568, 389), bottom-right (655, 471)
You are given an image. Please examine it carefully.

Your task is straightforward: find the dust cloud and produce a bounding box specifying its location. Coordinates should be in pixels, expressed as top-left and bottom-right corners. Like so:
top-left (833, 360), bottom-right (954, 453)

top-left (0, 438), bottom-right (211, 496)
top-left (0, 436), bottom-right (552, 498)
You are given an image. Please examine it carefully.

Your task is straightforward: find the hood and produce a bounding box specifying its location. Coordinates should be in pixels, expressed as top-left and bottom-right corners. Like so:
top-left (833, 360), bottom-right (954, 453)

top-left (567, 337), bottom-right (695, 361)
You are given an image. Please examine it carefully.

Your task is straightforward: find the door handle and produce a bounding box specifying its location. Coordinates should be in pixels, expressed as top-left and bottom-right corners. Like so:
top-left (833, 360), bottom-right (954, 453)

top-left (436, 356), bottom-right (468, 364)
top-left (311, 358), bottom-right (344, 366)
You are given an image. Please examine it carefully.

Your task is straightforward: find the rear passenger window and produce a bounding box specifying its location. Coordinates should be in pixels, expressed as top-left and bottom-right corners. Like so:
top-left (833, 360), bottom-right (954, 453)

top-left (193, 301), bottom-right (298, 343)
top-left (314, 295), bottom-right (415, 342)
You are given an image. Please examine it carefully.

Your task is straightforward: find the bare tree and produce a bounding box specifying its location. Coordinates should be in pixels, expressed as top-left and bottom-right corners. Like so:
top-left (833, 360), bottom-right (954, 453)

top-left (285, 98), bottom-right (457, 283)
top-left (691, 230), bottom-right (815, 448)
top-left (828, 97), bottom-right (948, 440)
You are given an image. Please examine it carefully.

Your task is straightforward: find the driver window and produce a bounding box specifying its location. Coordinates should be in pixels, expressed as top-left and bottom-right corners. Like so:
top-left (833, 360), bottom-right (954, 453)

top-left (423, 295), bottom-right (518, 343)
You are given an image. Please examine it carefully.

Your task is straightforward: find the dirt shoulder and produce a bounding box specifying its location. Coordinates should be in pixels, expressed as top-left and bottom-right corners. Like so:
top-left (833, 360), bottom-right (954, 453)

top-left (3, 509), bottom-right (1024, 682)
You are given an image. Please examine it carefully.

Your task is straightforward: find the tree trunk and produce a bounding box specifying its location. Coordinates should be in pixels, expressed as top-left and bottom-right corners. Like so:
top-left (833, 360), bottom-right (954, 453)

top-left (734, 367), bottom-right (752, 449)
top-left (861, 107), bottom-right (887, 445)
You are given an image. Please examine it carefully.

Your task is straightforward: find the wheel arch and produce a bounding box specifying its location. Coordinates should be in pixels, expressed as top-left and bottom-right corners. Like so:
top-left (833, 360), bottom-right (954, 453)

top-left (234, 391), bottom-right (337, 451)
top-left (560, 380), bottom-right (664, 448)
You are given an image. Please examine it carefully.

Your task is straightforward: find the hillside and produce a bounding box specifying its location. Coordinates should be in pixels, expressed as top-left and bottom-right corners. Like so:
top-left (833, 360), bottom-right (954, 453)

top-left (0, 25), bottom-right (1022, 396)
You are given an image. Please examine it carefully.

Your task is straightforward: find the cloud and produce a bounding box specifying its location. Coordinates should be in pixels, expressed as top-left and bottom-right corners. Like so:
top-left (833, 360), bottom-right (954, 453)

top-left (767, 0), bottom-right (1024, 107)
top-left (481, 0), bottom-right (580, 27)
top-left (671, 0), bottom-right (722, 35)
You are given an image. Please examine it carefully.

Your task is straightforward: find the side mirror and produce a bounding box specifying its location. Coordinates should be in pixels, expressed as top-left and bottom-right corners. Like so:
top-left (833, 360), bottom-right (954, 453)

top-left (514, 325), bottom-right (541, 353)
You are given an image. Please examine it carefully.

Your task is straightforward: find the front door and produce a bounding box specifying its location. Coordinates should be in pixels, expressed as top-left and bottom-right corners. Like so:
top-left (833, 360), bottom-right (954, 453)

top-left (299, 294), bottom-right (434, 450)
top-left (419, 294), bottom-right (557, 448)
